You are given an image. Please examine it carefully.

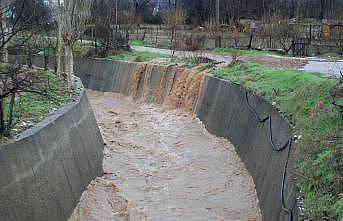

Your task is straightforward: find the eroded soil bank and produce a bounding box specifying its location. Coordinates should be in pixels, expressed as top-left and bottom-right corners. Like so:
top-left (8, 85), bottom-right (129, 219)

top-left (69, 90), bottom-right (261, 221)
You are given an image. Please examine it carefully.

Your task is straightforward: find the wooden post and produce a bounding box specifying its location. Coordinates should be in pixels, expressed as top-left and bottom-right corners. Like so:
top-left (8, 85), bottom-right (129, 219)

top-left (309, 24), bottom-right (312, 44)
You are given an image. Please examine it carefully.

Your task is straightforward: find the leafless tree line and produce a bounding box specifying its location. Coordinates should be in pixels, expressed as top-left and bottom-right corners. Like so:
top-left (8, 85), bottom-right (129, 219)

top-left (180, 0), bottom-right (343, 25)
top-left (0, 0), bottom-right (77, 136)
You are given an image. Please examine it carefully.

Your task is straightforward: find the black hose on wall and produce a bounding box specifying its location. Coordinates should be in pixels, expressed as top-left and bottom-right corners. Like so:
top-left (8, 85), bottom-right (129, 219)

top-left (245, 91), bottom-right (293, 221)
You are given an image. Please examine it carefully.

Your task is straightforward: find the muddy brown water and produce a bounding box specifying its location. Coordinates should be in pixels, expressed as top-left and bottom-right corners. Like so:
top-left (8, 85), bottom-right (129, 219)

top-left (69, 90), bottom-right (261, 221)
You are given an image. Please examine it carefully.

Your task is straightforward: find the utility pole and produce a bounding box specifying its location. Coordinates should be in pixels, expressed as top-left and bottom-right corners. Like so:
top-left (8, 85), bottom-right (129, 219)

top-left (215, 0), bottom-right (221, 47)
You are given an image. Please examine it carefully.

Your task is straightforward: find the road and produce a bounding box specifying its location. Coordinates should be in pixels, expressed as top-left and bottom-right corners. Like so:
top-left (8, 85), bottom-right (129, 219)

top-left (69, 90), bottom-right (261, 221)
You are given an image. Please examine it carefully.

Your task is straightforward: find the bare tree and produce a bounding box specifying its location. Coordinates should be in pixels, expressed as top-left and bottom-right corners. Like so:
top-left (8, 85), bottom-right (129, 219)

top-left (0, 1), bottom-right (58, 137)
top-left (57, 0), bottom-right (92, 87)
top-left (261, 7), bottom-right (301, 54)
top-left (0, 62), bottom-right (63, 137)
top-left (205, 17), bottom-right (217, 40)
top-left (0, 0), bottom-right (50, 63)
top-left (161, 8), bottom-right (186, 55)
top-left (89, 0), bottom-right (129, 56)
top-left (332, 25), bottom-right (343, 55)
top-left (0, 64), bottom-right (41, 136)
top-left (161, 1), bottom-right (186, 55)
top-left (1, 0), bottom-right (23, 62)
top-left (1, 0), bottom-right (8, 62)
top-left (12, 0), bottom-right (52, 68)
top-left (131, 0), bottom-right (152, 27)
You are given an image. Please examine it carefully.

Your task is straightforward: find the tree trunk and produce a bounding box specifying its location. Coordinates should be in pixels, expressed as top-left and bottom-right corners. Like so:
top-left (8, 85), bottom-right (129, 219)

top-left (28, 46), bottom-right (33, 68)
top-left (65, 44), bottom-right (74, 88)
top-left (155, 27), bottom-right (159, 45)
top-left (56, 25), bottom-right (62, 75)
top-left (2, 40), bottom-right (8, 62)
top-left (2, 9), bottom-right (8, 63)
top-left (6, 92), bottom-right (15, 135)
top-left (141, 30), bottom-right (146, 41)
top-left (171, 26), bottom-right (175, 49)
top-left (320, 0), bottom-right (328, 20)
top-left (248, 32), bottom-right (253, 49)
top-left (56, 0), bottom-right (62, 76)
top-left (0, 98), bottom-right (4, 134)
top-left (95, 36), bottom-right (98, 52)
top-left (44, 48), bottom-right (49, 70)
top-left (126, 30), bottom-right (130, 41)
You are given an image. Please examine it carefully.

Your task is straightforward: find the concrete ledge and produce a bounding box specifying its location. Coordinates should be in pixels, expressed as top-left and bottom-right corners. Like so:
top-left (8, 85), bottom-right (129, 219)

top-left (0, 77), bottom-right (104, 221)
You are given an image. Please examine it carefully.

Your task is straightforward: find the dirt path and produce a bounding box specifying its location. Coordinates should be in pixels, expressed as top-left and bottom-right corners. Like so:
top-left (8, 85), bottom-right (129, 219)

top-left (69, 90), bottom-right (261, 221)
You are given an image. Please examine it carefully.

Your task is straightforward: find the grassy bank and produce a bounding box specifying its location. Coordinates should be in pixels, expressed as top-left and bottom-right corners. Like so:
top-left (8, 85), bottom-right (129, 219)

top-left (14, 71), bottom-right (72, 123)
top-left (214, 62), bottom-right (343, 220)
top-left (107, 50), bottom-right (171, 62)
top-left (1, 70), bottom-right (72, 141)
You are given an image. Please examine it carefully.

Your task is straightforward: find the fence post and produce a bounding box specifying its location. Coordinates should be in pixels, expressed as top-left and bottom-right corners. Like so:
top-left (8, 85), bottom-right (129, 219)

top-left (309, 24), bottom-right (312, 44)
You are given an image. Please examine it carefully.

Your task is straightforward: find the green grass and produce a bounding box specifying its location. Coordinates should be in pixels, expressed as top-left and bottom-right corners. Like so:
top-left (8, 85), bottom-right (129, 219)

top-left (129, 40), bottom-right (158, 48)
top-left (214, 62), bottom-right (343, 220)
top-left (207, 47), bottom-right (284, 57)
top-left (129, 39), bottom-right (170, 49)
top-left (74, 41), bottom-right (94, 50)
top-left (198, 63), bottom-right (215, 72)
top-left (38, 46), bottom-right (56, 56)
top-left (106, 50), bottom-right (171, 62)
top-left (327, 55), bottom-right (343, 62)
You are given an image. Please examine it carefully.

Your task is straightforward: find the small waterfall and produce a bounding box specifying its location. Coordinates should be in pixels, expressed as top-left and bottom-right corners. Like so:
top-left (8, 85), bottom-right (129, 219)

top-left (129, 64), bottom-right (206, 113)
top-left (130, 63), bottom-right (146, 100)
top-left (142, 63), bottom-right (154, 99)
top-left (154, 66), bottom-right (169, 104)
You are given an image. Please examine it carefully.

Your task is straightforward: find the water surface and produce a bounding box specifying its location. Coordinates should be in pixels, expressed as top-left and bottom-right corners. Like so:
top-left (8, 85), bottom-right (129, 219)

top-left (69, 90), bottom-right (261, 221)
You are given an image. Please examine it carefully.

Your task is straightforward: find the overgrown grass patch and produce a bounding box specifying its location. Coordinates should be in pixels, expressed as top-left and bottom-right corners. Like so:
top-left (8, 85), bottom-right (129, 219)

top-left (1, 70), bottom-right (72, 141)
top-left (129, 39), bottom-right (170, 49)
top-left (214, 62), bottom-right (343, 220)
top-left (129, 40), bottom-right (157, 48)
top-left (106, 50), bottom-right (171, 62)
top-left (327, 55), bottom-right (343, 62)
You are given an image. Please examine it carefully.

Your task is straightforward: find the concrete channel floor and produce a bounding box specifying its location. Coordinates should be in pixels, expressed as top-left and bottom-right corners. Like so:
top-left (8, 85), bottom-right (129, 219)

top-left (69, 90), bottom-right (261, 221)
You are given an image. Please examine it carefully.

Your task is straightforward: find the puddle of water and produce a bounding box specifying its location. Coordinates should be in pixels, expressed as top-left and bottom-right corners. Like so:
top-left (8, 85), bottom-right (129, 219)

top-left (300, 61), bottom-right (343, 77)
top-left (69, 90), bottom-right (261, 221)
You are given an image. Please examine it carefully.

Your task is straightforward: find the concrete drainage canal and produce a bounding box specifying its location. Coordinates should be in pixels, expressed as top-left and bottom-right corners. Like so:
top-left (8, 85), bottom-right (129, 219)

top-left (69, 90), bottom-right (261, 221)
top-left (5, 56), bottom-right (298, 221)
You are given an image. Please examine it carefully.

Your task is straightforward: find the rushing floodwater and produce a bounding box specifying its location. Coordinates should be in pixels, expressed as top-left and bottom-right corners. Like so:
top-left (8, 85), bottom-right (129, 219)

top-left (69, 90), bottom-right (261, 221)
